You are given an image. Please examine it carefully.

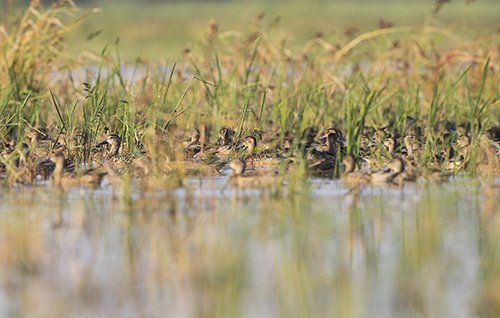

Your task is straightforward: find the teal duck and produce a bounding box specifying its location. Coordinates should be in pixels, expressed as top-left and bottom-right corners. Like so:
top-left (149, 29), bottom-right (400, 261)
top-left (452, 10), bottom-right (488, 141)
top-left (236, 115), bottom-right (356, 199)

top-left (341, 155), bottom-right (371, 187)
top-left (370, 157), bottom-right (405, 184)
top-left (228, 158), bottom-right (282, 188)
top-left (50, 149), bottom-right (106, 188)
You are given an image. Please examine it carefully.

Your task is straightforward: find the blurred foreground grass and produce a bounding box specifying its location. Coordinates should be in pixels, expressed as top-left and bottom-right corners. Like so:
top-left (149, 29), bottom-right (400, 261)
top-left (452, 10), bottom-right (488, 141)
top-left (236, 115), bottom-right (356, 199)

top-left (0, 179), bottom-right (499, 317)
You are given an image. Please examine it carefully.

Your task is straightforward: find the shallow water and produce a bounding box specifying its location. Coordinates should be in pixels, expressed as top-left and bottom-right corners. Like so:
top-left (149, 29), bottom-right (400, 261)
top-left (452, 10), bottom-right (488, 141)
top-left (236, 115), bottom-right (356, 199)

top-left (0, 176), bottom-right (499, 317)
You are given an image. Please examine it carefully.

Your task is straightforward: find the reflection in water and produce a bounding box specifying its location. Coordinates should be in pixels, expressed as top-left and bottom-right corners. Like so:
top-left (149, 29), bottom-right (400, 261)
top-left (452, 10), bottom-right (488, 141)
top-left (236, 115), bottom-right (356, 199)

top-left (0, 177), bottom-right (498, 317)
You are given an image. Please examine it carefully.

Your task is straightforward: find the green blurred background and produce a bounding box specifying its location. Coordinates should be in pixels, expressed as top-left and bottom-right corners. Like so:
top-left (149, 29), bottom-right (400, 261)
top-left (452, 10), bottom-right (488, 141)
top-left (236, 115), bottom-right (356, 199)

top-left (3, 0), bottom-right (500, 60)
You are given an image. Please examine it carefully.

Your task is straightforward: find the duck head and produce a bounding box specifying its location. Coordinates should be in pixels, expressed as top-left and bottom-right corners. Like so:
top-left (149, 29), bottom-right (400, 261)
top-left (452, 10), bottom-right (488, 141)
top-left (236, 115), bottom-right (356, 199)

top-left (373, 130), bottom-right (386, 144)
top-left (218, 127), bottom-right (234, 146)
top-left (383, 137), bottom-right (396, 154)
top-left (403, 134), bottom-right (414, 156)
top-left (26, 127), bottom-right (49, 145)
top-left (186, 128), bottom-right (200, 145)
top-left (97, 134), bottom-right (122, 157)
top-left (241, 136), bottom-right (257, 154)
top-left (49, 146), bottom-right (67, 174)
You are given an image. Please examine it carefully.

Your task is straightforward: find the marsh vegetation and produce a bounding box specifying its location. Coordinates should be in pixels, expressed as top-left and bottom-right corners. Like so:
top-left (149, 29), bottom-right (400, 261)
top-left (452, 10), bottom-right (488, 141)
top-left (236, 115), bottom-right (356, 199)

top-left (0, 0), bottom-right (499, 316)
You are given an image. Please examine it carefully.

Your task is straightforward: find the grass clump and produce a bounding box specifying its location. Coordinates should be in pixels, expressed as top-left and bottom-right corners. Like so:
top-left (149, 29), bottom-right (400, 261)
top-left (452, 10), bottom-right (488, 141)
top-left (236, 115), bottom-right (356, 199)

top-left (0, 0), bottom-right (498, 188)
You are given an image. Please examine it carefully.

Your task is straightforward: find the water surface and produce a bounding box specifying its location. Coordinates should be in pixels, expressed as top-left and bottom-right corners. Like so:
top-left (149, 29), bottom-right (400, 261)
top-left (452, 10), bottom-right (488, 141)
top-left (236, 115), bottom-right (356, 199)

top-left (0, 177), bottom-right (498, 317)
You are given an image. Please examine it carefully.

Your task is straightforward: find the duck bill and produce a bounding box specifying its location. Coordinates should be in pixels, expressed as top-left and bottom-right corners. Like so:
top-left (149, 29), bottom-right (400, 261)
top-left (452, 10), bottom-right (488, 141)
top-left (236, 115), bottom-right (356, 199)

top-left (96, 140), bottom-right (109, 148)
top-left (235, 143), bottom-right (245, 151)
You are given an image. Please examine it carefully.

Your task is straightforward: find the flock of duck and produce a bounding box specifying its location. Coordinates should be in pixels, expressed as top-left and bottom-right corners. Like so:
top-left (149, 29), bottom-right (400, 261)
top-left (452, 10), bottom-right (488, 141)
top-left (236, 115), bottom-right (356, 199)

top-left (0, 118), bottom-right (498, 189)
